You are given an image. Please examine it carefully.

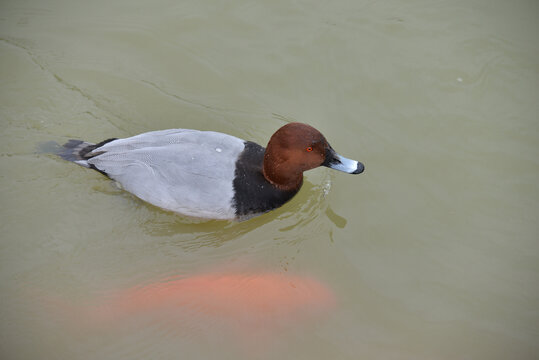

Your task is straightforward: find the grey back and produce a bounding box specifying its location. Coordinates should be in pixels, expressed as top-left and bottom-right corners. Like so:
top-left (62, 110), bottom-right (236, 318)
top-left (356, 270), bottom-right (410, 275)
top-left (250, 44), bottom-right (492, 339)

top-left (87, 129), bottom-right (246, 219)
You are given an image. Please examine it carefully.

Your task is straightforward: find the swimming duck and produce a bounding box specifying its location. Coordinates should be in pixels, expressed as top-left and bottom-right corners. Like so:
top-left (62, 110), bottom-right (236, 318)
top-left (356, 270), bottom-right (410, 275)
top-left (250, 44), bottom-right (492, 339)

top-left (58, 122), bottom-right (364, 220)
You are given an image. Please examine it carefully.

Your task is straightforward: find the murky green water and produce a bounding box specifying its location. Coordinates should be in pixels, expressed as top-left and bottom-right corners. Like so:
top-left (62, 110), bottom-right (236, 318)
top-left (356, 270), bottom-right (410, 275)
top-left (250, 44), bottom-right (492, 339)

top-left (1, 0), bottom-right (538, 359)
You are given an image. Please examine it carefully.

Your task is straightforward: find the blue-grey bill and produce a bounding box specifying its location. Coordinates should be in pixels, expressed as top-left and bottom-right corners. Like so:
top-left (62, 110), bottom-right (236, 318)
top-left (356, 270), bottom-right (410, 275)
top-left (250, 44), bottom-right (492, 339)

top-left (328, 154), bottom-right (364, 174)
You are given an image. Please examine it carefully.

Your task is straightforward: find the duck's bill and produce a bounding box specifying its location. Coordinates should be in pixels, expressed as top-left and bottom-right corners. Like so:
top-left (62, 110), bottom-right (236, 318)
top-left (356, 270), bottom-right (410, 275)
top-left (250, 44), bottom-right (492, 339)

top-left (323, 149), bottom-right (364, 174)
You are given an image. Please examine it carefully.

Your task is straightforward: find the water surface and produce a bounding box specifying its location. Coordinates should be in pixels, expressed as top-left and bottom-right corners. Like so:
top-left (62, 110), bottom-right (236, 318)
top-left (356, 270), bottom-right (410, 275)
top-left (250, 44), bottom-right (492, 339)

top-left (1, 0), bottom-right (538, 359)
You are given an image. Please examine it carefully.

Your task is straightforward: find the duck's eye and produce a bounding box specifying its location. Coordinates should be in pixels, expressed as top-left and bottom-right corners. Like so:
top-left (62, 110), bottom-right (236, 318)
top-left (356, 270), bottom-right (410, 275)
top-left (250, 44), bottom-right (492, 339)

top-left (306, 146), bottom-right (313, 152)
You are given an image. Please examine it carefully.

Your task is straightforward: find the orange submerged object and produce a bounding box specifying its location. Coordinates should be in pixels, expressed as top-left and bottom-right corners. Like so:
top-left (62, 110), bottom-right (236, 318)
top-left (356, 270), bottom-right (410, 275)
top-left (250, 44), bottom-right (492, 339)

top-left (68, 271), bottom-right (337, 341)
top-left (37, 271), bottom-right (336, 355)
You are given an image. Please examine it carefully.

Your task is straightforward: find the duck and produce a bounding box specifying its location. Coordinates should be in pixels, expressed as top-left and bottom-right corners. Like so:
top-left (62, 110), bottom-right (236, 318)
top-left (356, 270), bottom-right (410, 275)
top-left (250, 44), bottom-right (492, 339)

top-left (57, 122), bottom-right (364, 220)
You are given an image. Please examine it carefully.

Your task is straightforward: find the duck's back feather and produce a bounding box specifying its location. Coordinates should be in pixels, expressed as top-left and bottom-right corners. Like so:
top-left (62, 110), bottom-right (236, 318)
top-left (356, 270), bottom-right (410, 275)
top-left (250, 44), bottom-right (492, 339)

top-left (86, 129), bottom-right (246, 219)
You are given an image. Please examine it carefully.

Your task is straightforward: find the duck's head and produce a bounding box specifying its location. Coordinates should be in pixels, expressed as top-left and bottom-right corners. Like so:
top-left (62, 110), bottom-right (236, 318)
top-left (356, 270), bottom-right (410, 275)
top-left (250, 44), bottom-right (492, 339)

top-left (263, 122), bottom-right (364, 191)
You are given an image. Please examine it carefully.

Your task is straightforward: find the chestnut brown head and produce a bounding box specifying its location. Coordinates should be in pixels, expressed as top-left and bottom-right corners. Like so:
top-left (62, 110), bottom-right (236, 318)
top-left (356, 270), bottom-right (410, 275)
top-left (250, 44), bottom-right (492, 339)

top-left (263, 122), bottom-right (363, 190)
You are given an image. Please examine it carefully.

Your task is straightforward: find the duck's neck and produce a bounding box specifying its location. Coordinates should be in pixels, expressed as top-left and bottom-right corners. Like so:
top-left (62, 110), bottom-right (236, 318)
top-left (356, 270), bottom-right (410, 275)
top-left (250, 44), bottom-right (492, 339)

top-left (262, 151), bottom-right (303, 192)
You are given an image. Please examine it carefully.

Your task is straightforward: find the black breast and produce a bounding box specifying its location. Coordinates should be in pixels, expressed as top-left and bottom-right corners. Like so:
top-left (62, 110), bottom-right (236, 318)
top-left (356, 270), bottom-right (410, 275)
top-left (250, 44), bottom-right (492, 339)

top-left (232, 141), bottom-right (298, 219)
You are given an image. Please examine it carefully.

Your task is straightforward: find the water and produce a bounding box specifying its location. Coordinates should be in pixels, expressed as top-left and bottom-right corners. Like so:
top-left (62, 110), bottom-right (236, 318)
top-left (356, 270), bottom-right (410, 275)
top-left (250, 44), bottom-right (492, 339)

top-left (1, 0), bottom-right (538, 359)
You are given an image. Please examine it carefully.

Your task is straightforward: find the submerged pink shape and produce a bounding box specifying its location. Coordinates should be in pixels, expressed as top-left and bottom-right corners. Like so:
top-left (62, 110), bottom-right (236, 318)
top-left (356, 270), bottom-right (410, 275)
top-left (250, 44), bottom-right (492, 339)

top-left (103, 273), bottom-right (335, 317)
top-left (31, 270), bottom-right (338, 356)
top-left (60, 271), bottom-right (337, 348)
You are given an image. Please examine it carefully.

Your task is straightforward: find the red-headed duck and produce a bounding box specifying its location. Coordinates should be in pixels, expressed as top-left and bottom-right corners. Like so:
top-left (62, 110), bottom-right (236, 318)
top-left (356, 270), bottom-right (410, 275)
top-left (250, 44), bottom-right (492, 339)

top-left (58, 122), bottom-right (364, 220)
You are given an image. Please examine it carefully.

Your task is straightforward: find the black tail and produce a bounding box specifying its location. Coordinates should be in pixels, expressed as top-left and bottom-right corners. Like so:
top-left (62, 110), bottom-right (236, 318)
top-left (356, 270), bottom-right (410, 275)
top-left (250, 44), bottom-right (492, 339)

top-left (58, 139), bottom-right (94, 163)
top-left (38, 138), bottom-right (117, 169)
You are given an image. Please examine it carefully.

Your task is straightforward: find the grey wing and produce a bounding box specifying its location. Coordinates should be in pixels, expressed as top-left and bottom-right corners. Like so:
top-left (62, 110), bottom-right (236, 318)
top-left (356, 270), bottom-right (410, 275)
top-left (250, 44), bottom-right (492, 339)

top-left (87, 130), bottom-right (246, 219)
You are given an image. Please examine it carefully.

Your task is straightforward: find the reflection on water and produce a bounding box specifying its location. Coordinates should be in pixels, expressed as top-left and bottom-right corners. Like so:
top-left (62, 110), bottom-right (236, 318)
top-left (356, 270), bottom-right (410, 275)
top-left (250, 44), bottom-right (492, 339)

top-left (140, 178), bottom-right (336, 248)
